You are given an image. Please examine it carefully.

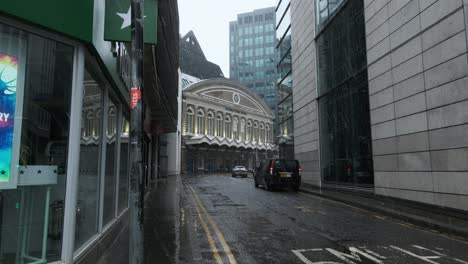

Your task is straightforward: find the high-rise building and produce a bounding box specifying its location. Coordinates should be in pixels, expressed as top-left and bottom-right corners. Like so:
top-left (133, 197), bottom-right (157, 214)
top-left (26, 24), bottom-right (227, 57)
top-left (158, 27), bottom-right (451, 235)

top-left (276, 0), bottom-right (293, 159)
top-left (229, 7), bottom-right (278, 134)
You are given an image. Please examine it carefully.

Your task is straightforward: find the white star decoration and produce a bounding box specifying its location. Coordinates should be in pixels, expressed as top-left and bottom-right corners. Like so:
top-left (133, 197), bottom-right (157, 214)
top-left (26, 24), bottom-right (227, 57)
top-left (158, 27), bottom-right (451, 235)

top-left (116, 7), bottom-right (147, 30)
top-left (117, 7), bottom-right (131, 29)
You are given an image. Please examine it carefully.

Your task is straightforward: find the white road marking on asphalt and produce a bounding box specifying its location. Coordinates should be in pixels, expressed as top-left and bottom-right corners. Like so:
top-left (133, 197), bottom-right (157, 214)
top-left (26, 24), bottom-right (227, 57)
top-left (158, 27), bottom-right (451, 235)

top-left (362, 248), bottom-right (387, 259)
top-left (292, 245), bottom-right (468, 264)
top-left (390, 245), bottom-right (442, 264)
top-left (292, 249), bottom-right (341, 264)
top-left (325, 247), bottom-right (384, 264)
top-left (412, 245), bottom-right (445, 256)
top-left (454, 258), bottom-right (468, 264)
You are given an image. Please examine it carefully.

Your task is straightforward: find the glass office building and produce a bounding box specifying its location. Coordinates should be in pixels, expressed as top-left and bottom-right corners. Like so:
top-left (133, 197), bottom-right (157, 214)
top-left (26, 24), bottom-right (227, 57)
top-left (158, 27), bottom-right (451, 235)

top-left (276, 0), bottom-right (294, 159)
top-left (229, 7), bottom-right (279, 135)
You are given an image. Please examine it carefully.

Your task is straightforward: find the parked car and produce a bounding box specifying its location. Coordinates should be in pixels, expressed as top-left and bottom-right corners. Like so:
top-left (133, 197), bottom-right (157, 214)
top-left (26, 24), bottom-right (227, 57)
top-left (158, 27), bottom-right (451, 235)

top-left (232, 165), bottom-right (248, 178)
top-left (254, 159), bottom-right (301, 191)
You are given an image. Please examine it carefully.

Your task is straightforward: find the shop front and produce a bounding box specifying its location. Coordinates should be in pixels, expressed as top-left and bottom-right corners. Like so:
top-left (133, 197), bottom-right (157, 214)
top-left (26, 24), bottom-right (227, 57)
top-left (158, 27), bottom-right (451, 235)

top-left (0, 0), bottom-right (179, 262)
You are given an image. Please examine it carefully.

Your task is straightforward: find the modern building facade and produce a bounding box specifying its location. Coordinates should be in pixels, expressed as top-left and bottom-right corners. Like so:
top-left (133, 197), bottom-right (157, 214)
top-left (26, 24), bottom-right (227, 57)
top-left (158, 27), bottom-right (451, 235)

top-left (276, 0), bottom-right (294, 159)
top-left (181, 79), bottom-right (275, 174)
top-left (0, 1), bottom-right (179, 263)
top-left (291, 0), bottom-right (468, 212)
top-left (229, 7), bottom-right (279, 134)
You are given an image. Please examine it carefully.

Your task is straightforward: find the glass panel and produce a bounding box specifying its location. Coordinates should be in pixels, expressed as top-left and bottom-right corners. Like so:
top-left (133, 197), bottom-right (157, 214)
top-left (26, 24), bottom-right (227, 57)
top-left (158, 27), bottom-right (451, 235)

top-left (118, 118), bottom-right (129, 213)
top-left (75, 68), bottom-right (103, 250)
top-left (277, 7), bottom-right (291, 40)
top-left (317, 0), bottom-right (373, 187)
top-left (316, 0), bottom-right (346, 27)
top-left (103, 100), bottom-right (117, 226)
top-left (0, 24), bottom-right (74, 263)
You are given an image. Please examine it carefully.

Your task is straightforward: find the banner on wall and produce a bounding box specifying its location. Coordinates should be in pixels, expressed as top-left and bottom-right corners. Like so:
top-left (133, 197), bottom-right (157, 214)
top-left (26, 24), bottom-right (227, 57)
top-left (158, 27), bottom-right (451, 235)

top-left (0, 50), bottom-right (24, 189)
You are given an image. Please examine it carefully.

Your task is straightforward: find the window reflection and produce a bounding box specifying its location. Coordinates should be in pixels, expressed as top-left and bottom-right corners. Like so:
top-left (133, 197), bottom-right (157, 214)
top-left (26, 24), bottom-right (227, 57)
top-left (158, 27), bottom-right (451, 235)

top-left (75, 69), bottom-right (102, 250)
top-left (317, 0), bottom-right (373, 187)
top-left (118, 118), bottom-right (129, 213)
top-left (103, 100), bottom-right (118, 226)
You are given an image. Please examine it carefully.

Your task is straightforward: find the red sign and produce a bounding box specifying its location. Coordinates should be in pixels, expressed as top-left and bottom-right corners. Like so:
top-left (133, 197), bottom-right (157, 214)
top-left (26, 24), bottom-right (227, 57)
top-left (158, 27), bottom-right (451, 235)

top-left (130, 88), bottom-right (141, 109)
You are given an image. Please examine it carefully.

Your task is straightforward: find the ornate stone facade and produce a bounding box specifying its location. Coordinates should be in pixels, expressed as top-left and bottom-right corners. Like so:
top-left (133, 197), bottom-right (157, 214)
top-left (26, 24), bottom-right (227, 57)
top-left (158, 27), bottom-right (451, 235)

top-left (181, 79), bottom-right (276, 173)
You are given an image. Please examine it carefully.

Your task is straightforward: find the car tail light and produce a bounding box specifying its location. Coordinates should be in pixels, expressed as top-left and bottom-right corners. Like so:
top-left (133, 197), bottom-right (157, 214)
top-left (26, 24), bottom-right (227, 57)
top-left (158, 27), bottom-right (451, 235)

top-left (269, 161), bottom-right (274, 175)
top-left (298, 163), bottom-right (302, 176)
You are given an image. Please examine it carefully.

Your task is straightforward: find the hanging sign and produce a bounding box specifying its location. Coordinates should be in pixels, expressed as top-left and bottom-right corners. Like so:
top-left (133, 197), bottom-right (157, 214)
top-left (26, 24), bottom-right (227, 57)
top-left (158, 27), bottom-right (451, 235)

top-left (104, 0), bottom-right (158, 44)
top-left (0, 53), bottom-right (20, 188)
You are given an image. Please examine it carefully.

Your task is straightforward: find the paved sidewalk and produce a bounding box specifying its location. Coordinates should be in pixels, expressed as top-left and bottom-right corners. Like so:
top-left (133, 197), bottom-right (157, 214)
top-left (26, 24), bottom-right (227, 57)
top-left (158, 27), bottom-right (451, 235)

top-left (299, 183), bottom-right (468, 238)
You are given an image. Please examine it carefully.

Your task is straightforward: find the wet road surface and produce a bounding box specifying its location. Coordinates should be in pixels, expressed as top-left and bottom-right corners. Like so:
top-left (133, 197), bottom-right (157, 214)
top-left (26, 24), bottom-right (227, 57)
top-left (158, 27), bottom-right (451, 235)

top-left (179, 174), bottom-right (468, 264)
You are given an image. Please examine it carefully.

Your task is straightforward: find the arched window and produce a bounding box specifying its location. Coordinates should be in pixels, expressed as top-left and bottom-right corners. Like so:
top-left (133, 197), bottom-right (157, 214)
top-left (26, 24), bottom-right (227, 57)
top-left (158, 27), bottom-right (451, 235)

top-left (95, 110), bottom-right (102, 137)
top-left (266, 124), bottom-right (270, 142)
top-left (233, 117), bottom-right (239, 139)
top-left (253, 122), bottom-right (259, 142)
top-left (186, 107), bottom-right (194, 133)
top-left (86, 111), bottom-right (94, 137)
top-left (197, 109), bottom-right (205, 134)
top-left (207, 112), bottom-right (214, 135)
top-left (216, 113), bottom-right (223, 137)
top-left (108, 106), bottom-right (117, 137)
top-left (260, 123), bottom-right (265, 143)
top-left (247, 120), bottom-right (252, 141)
top-left (225, 115), bottom-right (231, 138)
top-left (240, 119), bottom-right (246, 140)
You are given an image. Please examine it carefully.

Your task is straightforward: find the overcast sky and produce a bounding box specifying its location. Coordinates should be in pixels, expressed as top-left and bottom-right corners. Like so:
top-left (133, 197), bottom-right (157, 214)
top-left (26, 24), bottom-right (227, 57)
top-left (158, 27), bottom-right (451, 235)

top-left (178, 0), bottom-right (276, 78)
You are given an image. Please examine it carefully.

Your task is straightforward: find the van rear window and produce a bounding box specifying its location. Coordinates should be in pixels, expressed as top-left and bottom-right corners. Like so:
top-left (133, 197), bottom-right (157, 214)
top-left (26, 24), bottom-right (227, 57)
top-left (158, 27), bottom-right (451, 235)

top-left (274, 160), bottom-right (298, 171)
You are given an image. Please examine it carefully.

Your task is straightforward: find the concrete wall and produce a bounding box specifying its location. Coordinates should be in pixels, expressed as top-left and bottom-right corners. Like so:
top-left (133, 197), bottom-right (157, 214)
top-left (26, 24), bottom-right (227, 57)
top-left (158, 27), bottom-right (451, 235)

top-left (290, 0), bottom-right (321, 186)
top-left (365, 0), bottom-right (468, 211)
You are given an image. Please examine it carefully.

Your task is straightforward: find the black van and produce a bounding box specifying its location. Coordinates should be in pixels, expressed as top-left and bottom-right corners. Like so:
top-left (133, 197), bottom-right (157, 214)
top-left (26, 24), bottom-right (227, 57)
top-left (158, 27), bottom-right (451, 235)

top-left (254, 159), bottom-right (301, 191)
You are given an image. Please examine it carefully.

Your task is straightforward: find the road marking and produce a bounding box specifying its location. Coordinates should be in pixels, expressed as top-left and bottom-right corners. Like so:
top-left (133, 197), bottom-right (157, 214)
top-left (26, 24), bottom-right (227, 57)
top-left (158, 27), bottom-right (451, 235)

top-left (292, 245), bottom-right (468, 264)
top-left (292, 249), bottom-right (336, 264)
top-left (189, 185), bottom-right (239, 264)
top-left (390, 245), bottom-right (441, 264)
top-left (188, 188), bottom-right (224, 264)
top-left (325, 247), bottom-right (384, 264)
top-left (454, 258), bottom-right (468, 264)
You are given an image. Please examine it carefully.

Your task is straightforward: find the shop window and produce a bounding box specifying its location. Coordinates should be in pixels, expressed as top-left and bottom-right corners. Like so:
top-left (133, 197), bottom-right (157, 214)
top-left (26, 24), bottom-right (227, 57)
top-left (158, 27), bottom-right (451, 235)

top-left (103, 99), bottom-right (118, 226)
top-left (75, 69), bottom-right (103, 250)
top-left (118, 118), bottom-right (129, 213)
top-left (0, 24), bottom-right (74, 262)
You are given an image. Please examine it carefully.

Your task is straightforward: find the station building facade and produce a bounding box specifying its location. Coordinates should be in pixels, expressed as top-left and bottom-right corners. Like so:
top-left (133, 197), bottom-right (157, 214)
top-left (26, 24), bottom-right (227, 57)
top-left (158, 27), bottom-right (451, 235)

top-left (181, 79), bottom-right (276, 174)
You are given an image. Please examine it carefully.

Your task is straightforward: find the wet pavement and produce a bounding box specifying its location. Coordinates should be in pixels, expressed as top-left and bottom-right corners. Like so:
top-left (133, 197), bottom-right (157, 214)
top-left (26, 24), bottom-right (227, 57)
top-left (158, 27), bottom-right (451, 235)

top-left (177, 174), bottom-right (468, 264)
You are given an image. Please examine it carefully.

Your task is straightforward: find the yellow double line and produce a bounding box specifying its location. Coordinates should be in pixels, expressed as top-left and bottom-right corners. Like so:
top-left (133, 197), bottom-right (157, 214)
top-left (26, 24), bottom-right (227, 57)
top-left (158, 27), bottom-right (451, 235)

top-left (187, 185), bottom-right (238, 264)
